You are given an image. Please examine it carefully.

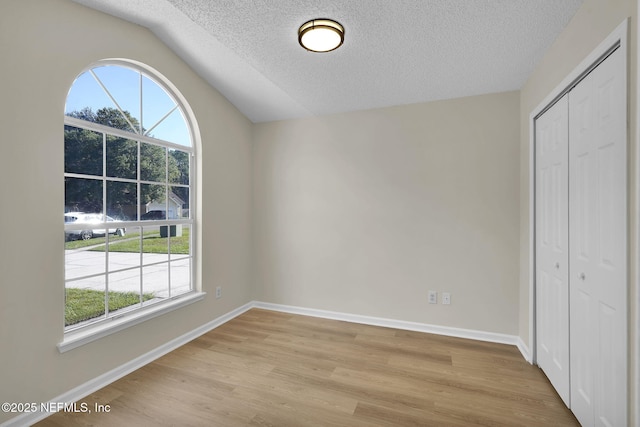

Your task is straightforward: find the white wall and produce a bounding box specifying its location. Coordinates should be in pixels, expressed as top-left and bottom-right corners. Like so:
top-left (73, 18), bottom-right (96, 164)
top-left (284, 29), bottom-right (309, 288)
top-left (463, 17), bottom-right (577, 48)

top-left (518, 0), bottom-right (638, 422)
top-left (0, 1), bottom-right (253, 424)
top-left (253, 92), bottom-right (520, 335)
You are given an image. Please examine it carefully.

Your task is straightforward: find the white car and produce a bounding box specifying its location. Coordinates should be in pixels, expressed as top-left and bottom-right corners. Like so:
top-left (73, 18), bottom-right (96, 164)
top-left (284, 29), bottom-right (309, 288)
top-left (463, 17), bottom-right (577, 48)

top-left (64, 212), bottom-right (126, 241)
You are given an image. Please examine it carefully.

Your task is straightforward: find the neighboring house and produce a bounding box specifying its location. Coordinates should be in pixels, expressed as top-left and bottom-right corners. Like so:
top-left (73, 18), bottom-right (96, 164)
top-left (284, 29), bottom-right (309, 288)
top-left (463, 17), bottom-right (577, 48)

top-left (145, 192), bottom-right (185, 219)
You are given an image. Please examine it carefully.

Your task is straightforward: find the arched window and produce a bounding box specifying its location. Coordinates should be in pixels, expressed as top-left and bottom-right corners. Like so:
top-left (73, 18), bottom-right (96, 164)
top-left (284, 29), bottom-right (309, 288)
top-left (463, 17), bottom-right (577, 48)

top-left (63, 60), bottom-right (197, 338)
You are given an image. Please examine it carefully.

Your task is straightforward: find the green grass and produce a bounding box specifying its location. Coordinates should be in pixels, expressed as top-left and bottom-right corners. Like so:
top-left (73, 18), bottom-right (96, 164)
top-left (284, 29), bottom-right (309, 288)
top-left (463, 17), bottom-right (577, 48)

top-left (65, 229), bottom-right (190, 255)
top-left (96, 228), bottom-right (190, 255)
top-left (65, 232), bottom-right (135, 250)
top-left (65, 288), bottom-right (155, 326)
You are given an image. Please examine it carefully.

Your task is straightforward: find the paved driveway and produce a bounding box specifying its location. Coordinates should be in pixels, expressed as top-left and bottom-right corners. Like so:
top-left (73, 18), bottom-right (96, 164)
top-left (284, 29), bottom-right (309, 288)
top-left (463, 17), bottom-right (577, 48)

top-left (65, 249), bottom-right (191, 297)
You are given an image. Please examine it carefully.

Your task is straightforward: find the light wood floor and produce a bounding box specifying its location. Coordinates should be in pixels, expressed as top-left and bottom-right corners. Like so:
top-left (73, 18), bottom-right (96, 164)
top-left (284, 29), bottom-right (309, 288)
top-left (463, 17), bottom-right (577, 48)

top-left (37, 308), bottom-right (578, 426)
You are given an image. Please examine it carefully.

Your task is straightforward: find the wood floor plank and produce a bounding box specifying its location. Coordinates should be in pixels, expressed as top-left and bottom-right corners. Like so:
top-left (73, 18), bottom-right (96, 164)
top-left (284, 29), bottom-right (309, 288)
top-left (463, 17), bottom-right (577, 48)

top-left (35, 308), bottom-right (578, 426)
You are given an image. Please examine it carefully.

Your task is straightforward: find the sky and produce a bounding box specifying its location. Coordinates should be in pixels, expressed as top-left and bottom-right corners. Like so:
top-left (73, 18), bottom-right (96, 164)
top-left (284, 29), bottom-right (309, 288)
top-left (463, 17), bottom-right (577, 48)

top-left (65, 65), bottom-right (192, 147)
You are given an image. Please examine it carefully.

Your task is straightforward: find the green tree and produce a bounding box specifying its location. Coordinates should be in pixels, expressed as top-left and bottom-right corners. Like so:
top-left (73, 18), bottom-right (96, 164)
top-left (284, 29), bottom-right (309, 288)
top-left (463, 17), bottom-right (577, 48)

top-left (169, 149), bottom-right (190, 209)
top-left (65, 107), bottom-right (183, 218)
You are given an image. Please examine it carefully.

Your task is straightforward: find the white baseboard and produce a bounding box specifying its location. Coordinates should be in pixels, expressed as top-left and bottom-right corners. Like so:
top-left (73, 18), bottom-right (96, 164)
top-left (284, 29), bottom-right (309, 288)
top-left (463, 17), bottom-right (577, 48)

top-left (253, 301), bottom-right (526, 353)
top-left (516, 337), bottom-right (532, 363)
top-left (1, 302), bottom-right (254, 427)
top-left (4, 300), bottom-right (529, 427)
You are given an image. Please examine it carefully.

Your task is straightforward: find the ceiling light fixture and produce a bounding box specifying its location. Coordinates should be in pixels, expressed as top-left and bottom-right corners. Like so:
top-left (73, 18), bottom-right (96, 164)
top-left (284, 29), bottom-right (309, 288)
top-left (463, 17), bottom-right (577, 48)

top-left (298, 19), bottom-right (344, 53)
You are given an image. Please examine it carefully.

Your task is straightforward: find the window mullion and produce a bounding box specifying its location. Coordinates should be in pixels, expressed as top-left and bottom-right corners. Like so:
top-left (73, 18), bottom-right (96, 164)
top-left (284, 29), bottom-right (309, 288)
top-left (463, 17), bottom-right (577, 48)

top-left (138, 138), bottom-right (143, 307)
top-left (137, 139), bottom-right (141, 221)
top-left (102, 132), bottom-right (110, 319)
top-left (139, 230), bottom-right (144, 307)
top-left (189, 151), bottom-right (194, 292)
top-left (166, 147), bottom-right (171, 298)
top-left (168, 254), bottom-right (172, 299)
top-left (102, 132), bottom-right (107, 217)
top-left (139, 71), bottom-right (143, 135)
top-left (105, 230), bottom-right (110, 319)
top-left (64, 172), bottom-right (103, 181)
top-left (189, 152), bottom-right (194, 220)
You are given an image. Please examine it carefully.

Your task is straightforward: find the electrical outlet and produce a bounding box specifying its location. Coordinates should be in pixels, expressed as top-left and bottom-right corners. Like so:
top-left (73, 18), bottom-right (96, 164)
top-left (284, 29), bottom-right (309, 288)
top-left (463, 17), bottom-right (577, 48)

top-left (215, 286), bottom-right (222, 299)
top-left (428, 290), bottom-right (437, 304)
top-left (442, 292), bottom-right (451, 305)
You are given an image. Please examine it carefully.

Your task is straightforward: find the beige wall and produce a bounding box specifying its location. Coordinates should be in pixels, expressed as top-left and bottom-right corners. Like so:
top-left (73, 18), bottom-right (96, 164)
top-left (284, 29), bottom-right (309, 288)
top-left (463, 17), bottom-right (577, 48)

top-left (253, 92), bottom-right (520, 335)
top-left (0, 1), bottom-right (253, 423)
top-left (519, 0), bottom-right (638, 422)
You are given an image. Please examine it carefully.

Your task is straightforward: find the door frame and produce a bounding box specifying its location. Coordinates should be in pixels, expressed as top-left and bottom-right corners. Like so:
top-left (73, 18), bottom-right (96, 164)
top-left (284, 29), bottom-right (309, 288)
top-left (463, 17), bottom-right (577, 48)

top-left (528, 15), bottom-right (629, 413)
top-left (635, 4), bottom-right (640, 423)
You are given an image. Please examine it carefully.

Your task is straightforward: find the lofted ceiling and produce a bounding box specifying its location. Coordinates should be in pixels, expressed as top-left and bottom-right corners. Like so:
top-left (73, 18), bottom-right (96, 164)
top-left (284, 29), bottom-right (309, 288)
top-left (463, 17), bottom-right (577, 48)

top-left (72, 0), bottom-right (583, 123)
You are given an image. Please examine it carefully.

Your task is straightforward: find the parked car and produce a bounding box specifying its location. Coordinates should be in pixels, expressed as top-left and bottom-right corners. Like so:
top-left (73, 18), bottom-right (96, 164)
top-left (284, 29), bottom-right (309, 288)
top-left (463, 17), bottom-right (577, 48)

top-left (140, 210), bottom-right (167, 220)
top-left (64, 212), bottom-right (126, 241)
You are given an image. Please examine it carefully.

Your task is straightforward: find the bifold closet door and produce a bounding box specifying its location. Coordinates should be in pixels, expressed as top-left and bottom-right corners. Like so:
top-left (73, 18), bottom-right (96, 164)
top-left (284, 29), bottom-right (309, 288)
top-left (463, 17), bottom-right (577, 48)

top-left (535, 94), bottom-right (570, 406)
top-left (568, 46), bottom-right (626, 427)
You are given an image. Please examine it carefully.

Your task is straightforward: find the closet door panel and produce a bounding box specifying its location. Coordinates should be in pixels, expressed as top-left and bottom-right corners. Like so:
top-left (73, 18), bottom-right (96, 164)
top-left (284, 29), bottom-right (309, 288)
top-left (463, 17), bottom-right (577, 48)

top-left (535, 94), bottom-right (570, 406)
top-left (569, 68), bottom-right (597, 427)
top-left (592, 46), bottom-right (626, 427)
top-left (569, 46), bottom-right (626, 427)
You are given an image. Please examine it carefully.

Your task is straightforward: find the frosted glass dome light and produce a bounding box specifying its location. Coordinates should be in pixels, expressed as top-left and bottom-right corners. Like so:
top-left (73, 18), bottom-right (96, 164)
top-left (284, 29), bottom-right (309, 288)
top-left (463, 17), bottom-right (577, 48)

top-left (298, 19), bottom-right (344, 53)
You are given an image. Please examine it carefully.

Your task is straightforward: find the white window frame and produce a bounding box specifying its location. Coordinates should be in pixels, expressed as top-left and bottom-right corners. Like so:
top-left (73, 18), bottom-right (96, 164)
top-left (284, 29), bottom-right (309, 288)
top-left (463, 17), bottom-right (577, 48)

top-left (59, 60), bottom-right (202, 352)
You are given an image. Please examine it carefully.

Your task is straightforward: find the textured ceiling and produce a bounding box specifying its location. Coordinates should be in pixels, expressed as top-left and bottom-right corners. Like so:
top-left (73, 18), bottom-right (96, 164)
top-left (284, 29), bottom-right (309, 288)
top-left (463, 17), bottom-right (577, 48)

top-left (72, 0), bottom-right (583, 123)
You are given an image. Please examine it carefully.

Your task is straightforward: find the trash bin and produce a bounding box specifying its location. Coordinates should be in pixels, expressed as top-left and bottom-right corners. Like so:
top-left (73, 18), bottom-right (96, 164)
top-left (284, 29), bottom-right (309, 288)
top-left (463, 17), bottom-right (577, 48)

top-left (160, 224), bottom-right (183, 237)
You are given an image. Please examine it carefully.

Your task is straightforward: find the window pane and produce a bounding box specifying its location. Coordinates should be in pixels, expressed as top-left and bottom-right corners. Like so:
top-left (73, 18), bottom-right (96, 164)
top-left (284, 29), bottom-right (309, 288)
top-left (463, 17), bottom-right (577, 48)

top-left (170, 224), bottom-right (190, 258)
top-left (107, 181), bottom-right (137, 221)
top-left (170, 259), bottom-right (191, 296)
top-left (141, 143), bottom-right (166, 182)
top-left (168, 149), bottom-right (190, 185)
top-left (93, 107), bottom-right (139, 133)
top-left (147, 108), bottom-right (191, 147)
top-left (106, 135), bottom-right (137, 180)
top-left (65, 72), bottom-right (116, 117)
top-left (64, 126), bottom-right (103, 176)
top-left (142, 75), bottom-right (176, 135)
top-left (167, 189), bottom-right (184, 220)
top-left (92, 66), bottom-right (141, 133)
top-left (65, 177), bottom-right (103, 215)
top-left (65, 246), bottom-right (106, 280)
top-left (108, 226), bottom-right (141, 272)
top-left (143, 231), bottom-right (169, 262)
top-left (107, 270), bottom-right (141, 304)
top-left (143, 263), bottom-right (168, 300)
top-left (170, 186), bottom-right (189, 219)
top-left (141, 183), bottom-right (166, 220)
top-left (65, 276), bottom-right (106, 327)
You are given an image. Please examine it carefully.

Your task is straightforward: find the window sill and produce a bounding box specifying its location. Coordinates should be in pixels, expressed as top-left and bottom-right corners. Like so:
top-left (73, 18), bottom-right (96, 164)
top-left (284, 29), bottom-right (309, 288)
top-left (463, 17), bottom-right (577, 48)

top-left (58, 292), bottom-right (206, 353)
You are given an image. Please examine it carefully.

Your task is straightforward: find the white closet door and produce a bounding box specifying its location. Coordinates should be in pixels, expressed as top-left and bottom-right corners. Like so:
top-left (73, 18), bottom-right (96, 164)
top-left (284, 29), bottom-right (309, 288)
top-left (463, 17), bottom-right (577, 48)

top-left (535, 95), bottom-right (570, 406)
top-left (569, 47), bottom-right (626, 427)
